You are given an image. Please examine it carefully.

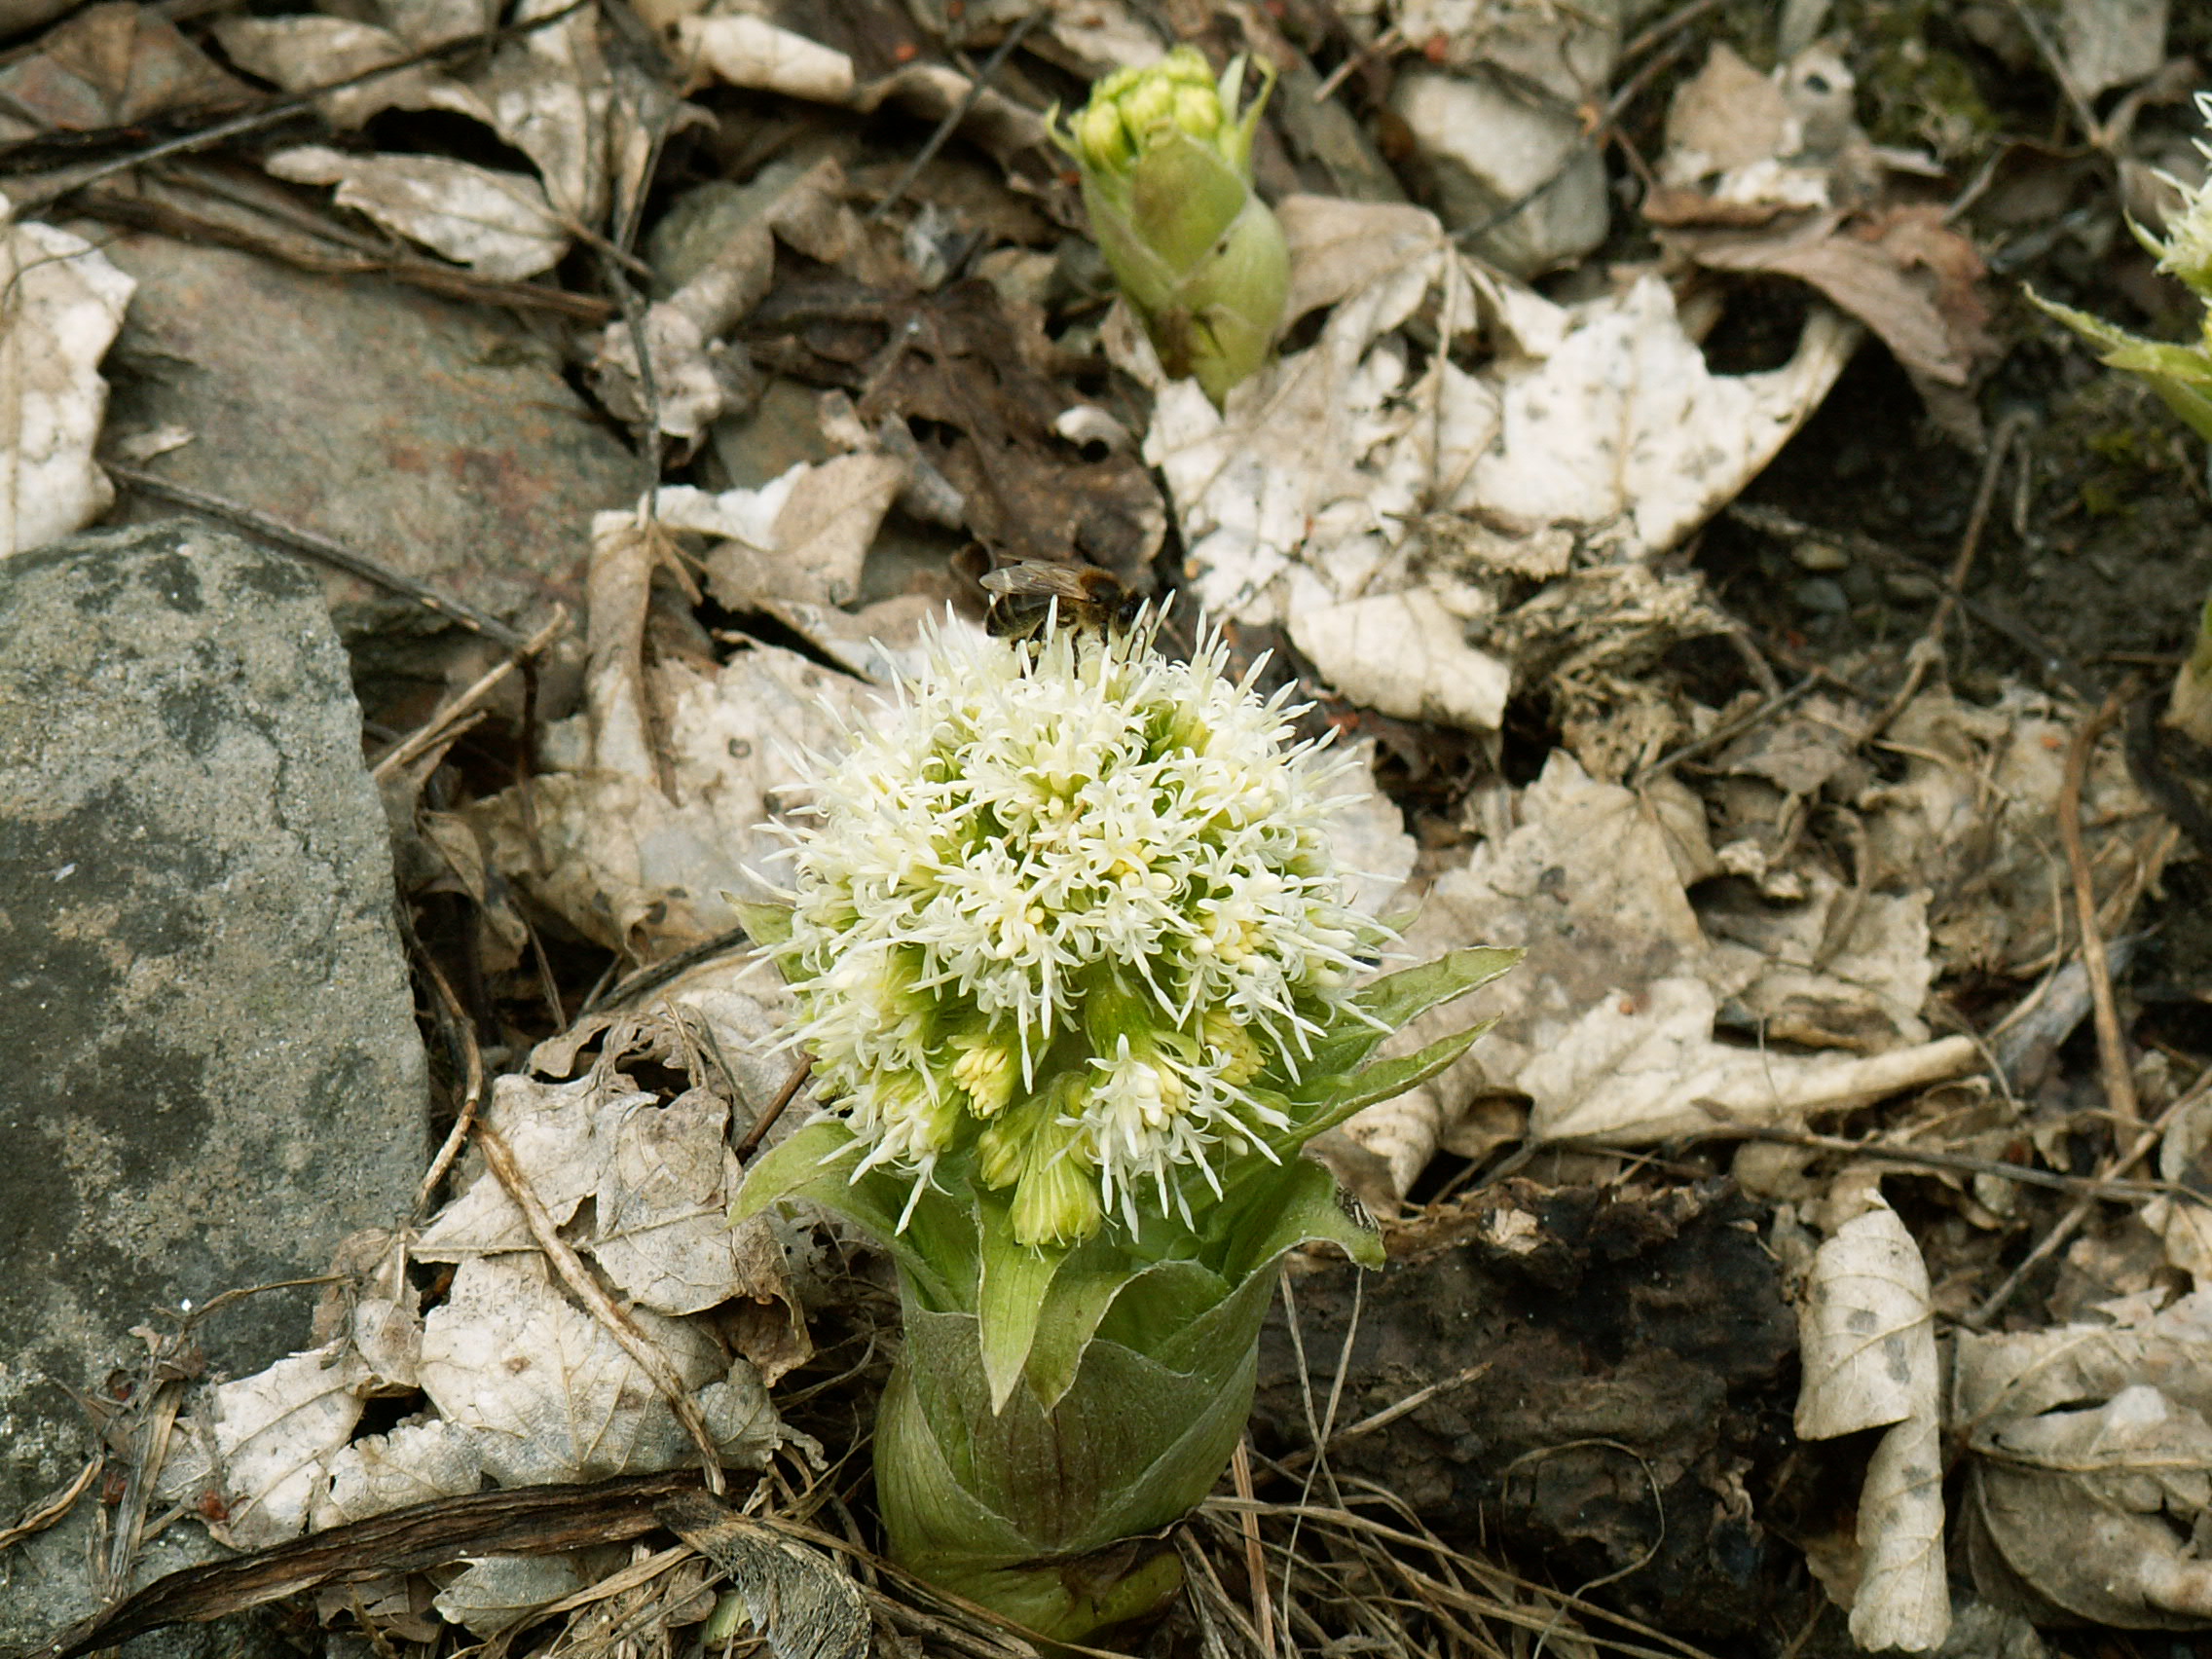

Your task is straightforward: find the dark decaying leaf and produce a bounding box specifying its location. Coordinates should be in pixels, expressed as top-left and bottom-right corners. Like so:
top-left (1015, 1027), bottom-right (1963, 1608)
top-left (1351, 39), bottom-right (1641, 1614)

top-left (657, 1493), bottom-right (869, 1659)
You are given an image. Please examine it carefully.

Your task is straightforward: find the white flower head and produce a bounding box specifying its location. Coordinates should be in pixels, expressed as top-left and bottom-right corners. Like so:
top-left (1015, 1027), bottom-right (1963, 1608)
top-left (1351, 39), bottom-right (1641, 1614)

top-left (2151, 91), bottom-right (2212, 298)
top-left (773, 611), bottom-right (1389, 1243)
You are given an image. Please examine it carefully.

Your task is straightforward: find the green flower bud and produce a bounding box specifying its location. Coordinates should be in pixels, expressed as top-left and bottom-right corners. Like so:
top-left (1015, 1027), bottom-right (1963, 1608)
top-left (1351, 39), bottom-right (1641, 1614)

top-left (1011, 1136), bottom-right (1104, 1248)
top-left (1198, 1008), bottom-right (1266, 1087)
top-left (1054, 46), bottom-right (1290, 408)
top-left (947, 1028), bottom-right (1018, 1119)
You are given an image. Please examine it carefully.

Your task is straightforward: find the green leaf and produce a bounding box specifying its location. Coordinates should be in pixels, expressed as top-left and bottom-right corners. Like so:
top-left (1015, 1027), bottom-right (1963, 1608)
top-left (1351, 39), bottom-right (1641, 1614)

top-left (976, 1193), bottom-right (1072, 1414)
top-left (1021, 1236), bottom-right (1160, 1412)
top-left (2027, 286), bottom-right (2212, 444)
top-left (1298, 946), bottom-right (1519, 1081)
top-left (726, 897), bottom-right (794, 951)
top-left (1289, 1020), bottom-right (1494, 1148)
top-left (1350, 945), bottom-right (1521, 1038)
top-left (729, 1120), bottom-right (964, 1311)
top-left (1211, 1156), bottom-right (1382, 1285)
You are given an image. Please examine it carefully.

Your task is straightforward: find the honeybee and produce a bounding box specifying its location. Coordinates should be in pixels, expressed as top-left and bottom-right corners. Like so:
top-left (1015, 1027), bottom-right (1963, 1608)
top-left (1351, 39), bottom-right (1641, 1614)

top-left (980, 561), bottom-right (1143, 642)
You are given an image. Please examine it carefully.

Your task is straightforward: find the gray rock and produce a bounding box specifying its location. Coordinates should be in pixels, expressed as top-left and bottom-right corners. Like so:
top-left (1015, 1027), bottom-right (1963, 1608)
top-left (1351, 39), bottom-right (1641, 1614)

top-left (1389, 67), bottom-right (1610, 276)
top-left (0, 522), bottom-right (427, 1647)
top-left (95, 234), bottom-right (642, 715)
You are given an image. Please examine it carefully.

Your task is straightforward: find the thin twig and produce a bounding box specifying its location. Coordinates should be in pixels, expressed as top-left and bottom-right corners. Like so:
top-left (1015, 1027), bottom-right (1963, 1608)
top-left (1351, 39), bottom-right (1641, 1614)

top-left (1863, 411), bottom-right (2026, 743)
top-left (2062, 689), bottom-right (2139, 1129)
top-left (1722, 1124), bottom-right (2192, 1204)
top-left (104, 465), bottom-right (532, 650)
top-left (1269, 1363), bottom-right (1493, 1478)
top-left (866, 11), bottom-right (1042, 224)
top-left (374, 608), bottom-right (569, 783)
top-left (734, 1058), bottom-right (814, 1161)
top-left (413, 954), bottom-right (488, 1218)
top-left (476, 1123), bottom-right (726, 1493)
top-left (1231, 1439), bottom-right (1277, 1659)
top-left (0, 0), bottom-right (596, 208)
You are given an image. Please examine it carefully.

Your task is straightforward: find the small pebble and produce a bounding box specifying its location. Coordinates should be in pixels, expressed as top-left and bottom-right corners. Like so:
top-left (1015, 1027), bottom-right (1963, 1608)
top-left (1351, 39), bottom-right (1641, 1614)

top-left (1792, 576), bottom-right (1849, 614)
top-left (1792, 539), bottom-right (1850, 571)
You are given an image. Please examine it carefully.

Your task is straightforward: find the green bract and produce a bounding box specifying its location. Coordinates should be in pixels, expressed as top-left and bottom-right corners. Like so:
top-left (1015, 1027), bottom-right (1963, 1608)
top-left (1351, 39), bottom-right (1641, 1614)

top-left (2028, 92), bottom-right (2212, 446)
top-left (1055, 45), bottom-right (1290, 408)
top-left (732, 615), bottom-right (1515, 1644)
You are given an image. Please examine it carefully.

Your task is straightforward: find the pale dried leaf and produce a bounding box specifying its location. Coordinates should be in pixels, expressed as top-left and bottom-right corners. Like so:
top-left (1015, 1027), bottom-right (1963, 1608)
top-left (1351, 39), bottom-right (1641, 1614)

top-left (417, 1254), bottom-right (731, 1486)
top-left (470, 0), bottom-right (609, 223)
top-left (1797, 1198), bottom-right (1936, 1438)
top-left (1328, 741), bottom-right (1419, 920)
top-left (434, 1555), bottom-right (588, 1635)
top-left (210, 1343), bottom-right (374, 1547)
top-left (381, 0), bottom-right (494, 48)
top-left (2060, 0), bottom-right (2168, 98)
top-left (313, 1419), bottom-right (483, 1529)
top-left (474, 769), bottom-right (761, 959)
top-left (415, 1073), bottom-right (604, 1258)
top-left (210, 17), bottom-right (490, 129)
top-left (0, 212), bottom-right (133, 556)
top-left (671, 14), bottom-right (854, 100)
top-left (1347, 752), bottom-right (1972, 1186)
top-left (1141, 200), bottom-right (1855, 740)
top-left (1440, 276), bottom-right (1859, 560)
top-left (1660, 43), bottom-right (1799, 184)
top-left (350, 1295), bottom-right (424, 1389)
top-left (1288, 588), bottom-right (1512, 730)
top-left (264, 145), bottom-right (567, 278)
top-left (1855, 1411), bottom-right (1951, 1650)
top-left (762, 453), bottom-right (905, 608)
top-left (588, 1088), bottom-right (750, 1315)
top-left (1972, 1383), bottom-right (2212, 1626)
top-left (1953, 1287), bottom-right (2212, 1431)
top-left (1796, 1198), bottom-right (1949, 1649)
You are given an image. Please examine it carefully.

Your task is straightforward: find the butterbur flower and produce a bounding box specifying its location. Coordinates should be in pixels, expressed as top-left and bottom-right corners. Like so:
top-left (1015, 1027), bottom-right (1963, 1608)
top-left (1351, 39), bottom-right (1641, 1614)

top-left (734, 611), bottom-right (1515, 1643)
top-left (766, 615), bottom-right (1382, 1242)
top-left (1056, 45), bottom-right (1290, 407)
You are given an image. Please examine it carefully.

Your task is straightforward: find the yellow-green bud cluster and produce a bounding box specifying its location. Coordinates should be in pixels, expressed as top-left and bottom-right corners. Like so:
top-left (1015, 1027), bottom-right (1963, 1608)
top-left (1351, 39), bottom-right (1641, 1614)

top-left (772, 615), bottom-right (1388, 1245)
top-left (1054, 46), bottom-right (1288, 408)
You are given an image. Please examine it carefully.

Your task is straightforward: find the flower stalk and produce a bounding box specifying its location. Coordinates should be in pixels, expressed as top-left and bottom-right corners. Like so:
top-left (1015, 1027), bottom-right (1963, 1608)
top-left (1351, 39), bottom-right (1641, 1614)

top-left (1054, 46), bottom-right (1291, 408)
top-left (731, 614), bottom-right (1513, 1644)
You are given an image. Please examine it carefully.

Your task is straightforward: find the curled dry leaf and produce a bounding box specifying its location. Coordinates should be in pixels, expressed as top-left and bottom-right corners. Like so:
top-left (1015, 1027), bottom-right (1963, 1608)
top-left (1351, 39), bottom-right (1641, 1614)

top-left (433, 1554), bottom-right (588, 1636)
top-left (472, 506), bottom-right (896, 960)
top-left (1795, 1192), bottom-right (1949, 1651)
top-left (1346, 751), bottom-right (1976, 1195)
top-left (416, 1067), bottom-right (793, 1323)
top-left (0, 2), bottom-right (254, 134)
top-left (417, 1253), bottom-right (778, 1486)
top-left (211, 16), bottom-right (493, 129)
top-left (592, 157), bottom-right (855, 440)
top-left (1957, 1289), bottom-right (2212, 1628)
top-left (0, 208), bottom-right (133, 556)
top-left (669, 14), bottom-right (1042, 160)
top-left (208, 1343), bottom-right (374, 1547)
top-left (474, 0), bottom-right (610, 225)
top-left (264, 145), bottom-right (569, 278)
top-left (1864, 687), bottom-right (2161, 978)
top-left (651, 458), bottom-right (905, 613)
top-left (1136, 198), bottom-right (1856, 732)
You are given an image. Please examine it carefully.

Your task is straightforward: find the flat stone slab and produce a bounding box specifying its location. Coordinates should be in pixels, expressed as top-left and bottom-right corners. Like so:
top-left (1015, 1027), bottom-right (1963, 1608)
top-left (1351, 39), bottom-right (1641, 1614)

top-left (98, 234), bottom-right (642, 714)
top-left (0, 522), bottom-right (427, 1644)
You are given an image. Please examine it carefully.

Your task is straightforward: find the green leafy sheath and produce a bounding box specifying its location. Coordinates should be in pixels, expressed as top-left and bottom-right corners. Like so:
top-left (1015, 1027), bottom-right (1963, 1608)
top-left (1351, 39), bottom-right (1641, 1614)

top-left (730, 944), bottom-right (1519, 1643)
